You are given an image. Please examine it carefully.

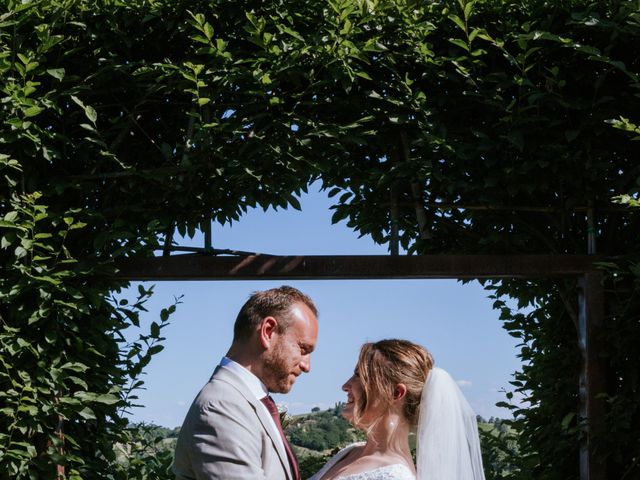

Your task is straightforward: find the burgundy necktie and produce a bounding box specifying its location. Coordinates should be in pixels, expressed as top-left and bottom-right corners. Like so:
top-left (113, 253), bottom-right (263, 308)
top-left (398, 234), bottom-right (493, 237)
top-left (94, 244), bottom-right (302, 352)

top-left (261, 395), bottom-right (300, 480)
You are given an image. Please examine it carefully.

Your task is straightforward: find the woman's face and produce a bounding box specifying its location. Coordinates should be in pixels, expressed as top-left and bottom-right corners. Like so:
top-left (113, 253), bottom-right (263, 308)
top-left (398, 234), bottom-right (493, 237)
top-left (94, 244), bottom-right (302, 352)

top-left (341, 369), bottom-right (364, 423)
top-left (341, 367), bottom-right (383, 427)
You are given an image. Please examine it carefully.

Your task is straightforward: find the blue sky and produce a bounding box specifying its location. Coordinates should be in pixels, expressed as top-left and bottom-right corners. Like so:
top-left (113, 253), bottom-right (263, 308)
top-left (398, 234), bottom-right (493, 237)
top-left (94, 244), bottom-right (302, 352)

top-left (122, 183), bottom-right (522, 428)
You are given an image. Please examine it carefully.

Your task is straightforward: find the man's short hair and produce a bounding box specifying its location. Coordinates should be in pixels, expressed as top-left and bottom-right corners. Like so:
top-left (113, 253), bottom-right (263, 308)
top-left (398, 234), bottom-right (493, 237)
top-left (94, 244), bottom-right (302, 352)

top-left (232, 286), bottom-right (317, 343)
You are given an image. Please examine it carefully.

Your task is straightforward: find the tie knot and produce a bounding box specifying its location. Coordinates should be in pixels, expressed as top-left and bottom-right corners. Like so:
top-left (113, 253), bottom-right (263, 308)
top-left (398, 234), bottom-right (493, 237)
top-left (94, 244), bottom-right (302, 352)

top-left (261, 395), bottom-right (279, 417)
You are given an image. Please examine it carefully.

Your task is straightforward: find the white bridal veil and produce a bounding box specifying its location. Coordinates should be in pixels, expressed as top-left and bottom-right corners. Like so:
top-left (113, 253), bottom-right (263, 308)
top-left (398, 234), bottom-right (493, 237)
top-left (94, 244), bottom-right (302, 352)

top-left (416, 367), bottom-right (486, 480)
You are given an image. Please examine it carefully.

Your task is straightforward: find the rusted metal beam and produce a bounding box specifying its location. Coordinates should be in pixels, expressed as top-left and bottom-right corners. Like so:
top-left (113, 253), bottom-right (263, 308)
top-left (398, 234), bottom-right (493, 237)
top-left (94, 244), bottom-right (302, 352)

top-left (578, 272), bottom-right (607, 480)
top-left (113, 254), bottom-right (604, 281)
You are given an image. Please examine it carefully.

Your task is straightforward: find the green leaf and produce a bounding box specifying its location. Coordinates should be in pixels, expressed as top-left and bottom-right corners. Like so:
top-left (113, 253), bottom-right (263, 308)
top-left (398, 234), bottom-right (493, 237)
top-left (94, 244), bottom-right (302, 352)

top-left (67, 376), bottom-right (88, 390)
top-left (280, 26), bottom-right (304, 42)
top-left (288, 195), bottom-right (301, 210)
top-left (148, 345), bottom-right (164, 355)
top-left (340, 19), bottom-right (352, 35)
top-left (95, 394), bottom-right (120, 405)
top-left (4, 211), bottom-right (18, 222)
top-left (61, 362), bottom-right (89, 373)
top-left (78, 407), bottom-right (96, 420)
top-left (71, 95), bottom-right (97, 124)
top-left (150, 321), bottom-right (160, 337)
top-left (85, 105), bottom-right (97, 124)
top-left (24, 106), bottom-right (44, 117)
top-left (203, 23), bottom-right (214, 40)
top-left (18, 405), bottom-right (38, 415)
top-left (448, 38), bottom-right (469, 52)
top-left (449, 14), bottom-right (466, 33)
top-left (463, 0), bottom-right (475, 20)
top-left (46, 68), bottom-right (65, 81)
top-left (74, 392), bottom-right (120, 405)
top-left (561, 412), bottom-right (575, 430)
top-left (565, 130), bottom-right (579, 142)
top-left (191, 34), bottom-right (210, 45)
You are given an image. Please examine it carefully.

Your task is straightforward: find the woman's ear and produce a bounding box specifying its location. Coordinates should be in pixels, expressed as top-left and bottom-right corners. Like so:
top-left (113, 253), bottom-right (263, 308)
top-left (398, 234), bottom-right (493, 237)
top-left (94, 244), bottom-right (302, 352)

top-left (259, 316), bottom-right (278, 348)
top-left (394, 383), bottom-right (407, 401)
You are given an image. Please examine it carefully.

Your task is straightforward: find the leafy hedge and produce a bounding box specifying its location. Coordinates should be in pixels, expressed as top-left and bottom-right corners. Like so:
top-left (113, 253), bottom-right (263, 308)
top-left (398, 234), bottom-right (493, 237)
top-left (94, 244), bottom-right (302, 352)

top-left (2, 0), bottom-right (639, 478)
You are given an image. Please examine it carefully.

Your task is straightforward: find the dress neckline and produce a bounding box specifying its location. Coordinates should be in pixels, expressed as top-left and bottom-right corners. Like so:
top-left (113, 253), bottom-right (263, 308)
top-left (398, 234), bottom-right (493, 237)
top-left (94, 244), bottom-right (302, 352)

top-left (316, 443), bottom-right (415, 480)
top-left (336, 463), bottom-right (413, 476)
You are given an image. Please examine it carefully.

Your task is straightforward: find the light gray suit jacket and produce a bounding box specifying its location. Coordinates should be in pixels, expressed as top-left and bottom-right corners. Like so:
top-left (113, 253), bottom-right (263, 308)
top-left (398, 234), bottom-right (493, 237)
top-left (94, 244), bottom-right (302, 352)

top-left (172, 367), bottom-right (293, 480)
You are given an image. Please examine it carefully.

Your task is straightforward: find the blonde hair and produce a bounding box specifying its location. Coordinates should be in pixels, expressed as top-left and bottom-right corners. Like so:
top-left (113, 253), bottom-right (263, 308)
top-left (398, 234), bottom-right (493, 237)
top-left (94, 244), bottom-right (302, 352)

top-left (353, 339), bottom-right (434, 426)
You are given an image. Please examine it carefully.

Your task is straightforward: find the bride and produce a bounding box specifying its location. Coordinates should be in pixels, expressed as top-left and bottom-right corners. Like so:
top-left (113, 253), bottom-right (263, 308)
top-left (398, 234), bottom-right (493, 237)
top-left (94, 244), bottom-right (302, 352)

top-left (309, 339), bottom-right (485, 480)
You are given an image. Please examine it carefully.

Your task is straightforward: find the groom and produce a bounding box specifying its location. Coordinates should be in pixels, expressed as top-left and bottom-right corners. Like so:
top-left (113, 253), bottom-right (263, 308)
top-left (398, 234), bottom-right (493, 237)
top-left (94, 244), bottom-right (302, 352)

top-left (172, 286), bottom-right (319, 480)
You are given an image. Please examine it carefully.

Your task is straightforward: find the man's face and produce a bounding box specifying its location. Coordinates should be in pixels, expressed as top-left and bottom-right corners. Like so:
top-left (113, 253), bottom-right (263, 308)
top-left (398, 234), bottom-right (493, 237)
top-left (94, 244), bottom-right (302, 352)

top-left (262, 302), bottom-right (318, 394)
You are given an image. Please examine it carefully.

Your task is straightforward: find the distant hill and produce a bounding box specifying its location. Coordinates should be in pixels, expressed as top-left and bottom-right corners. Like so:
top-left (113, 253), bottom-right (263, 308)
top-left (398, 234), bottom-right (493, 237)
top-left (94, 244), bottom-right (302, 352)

top-left (286, 403), bottom-right (365, 452)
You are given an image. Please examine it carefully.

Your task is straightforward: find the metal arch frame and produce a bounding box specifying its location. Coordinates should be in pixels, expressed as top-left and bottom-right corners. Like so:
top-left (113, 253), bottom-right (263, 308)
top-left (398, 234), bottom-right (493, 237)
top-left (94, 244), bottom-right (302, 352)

top-left (114, 253), bottom-right (607, 480)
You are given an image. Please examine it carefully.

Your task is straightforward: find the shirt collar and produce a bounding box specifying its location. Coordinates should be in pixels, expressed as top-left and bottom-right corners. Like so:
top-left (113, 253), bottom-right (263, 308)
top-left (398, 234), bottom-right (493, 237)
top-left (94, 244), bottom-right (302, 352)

top-left (220, 356), bottom-right (269, 400)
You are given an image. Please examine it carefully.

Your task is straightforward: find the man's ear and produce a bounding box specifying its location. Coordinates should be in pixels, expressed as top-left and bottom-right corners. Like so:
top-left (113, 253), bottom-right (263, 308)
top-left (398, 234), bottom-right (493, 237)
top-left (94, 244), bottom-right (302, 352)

top-left (259, 317), bottom-right (278, 348)
top-left (394, 383), bottom-right (407, 401)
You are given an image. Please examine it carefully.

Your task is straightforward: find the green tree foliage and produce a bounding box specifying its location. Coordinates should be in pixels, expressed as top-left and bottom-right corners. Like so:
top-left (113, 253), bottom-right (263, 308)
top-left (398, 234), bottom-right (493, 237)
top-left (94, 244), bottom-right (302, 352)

top-left (114, 424), bottom-right (176, 480)
top-left (1, 0), bottom-right (314, 477)
top-left (0, 191), bottom-right (179, 478)
top-left (299, 453), bottom-right (333, 480)
top-left (2, 0), bottom-right (639, 479)
top-left (479, 417), bottom-right (521, 479)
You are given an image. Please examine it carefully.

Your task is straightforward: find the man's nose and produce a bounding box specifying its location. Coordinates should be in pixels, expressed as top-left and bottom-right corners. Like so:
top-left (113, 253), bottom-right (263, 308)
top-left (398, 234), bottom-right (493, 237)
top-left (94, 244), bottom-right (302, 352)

top-left (300, 354), bottom-right (311, 373)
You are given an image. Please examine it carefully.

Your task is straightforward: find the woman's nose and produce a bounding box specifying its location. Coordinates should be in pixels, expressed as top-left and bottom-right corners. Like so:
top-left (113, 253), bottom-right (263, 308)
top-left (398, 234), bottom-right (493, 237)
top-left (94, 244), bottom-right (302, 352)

top-left (342, 376), bottom-right (353, 392)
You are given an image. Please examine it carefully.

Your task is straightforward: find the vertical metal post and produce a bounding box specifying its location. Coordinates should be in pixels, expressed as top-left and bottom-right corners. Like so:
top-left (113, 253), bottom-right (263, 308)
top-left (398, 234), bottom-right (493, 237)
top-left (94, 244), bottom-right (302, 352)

top-left (578, 272), bottom-right (606, 480)
top-left (163, 223), bottom-right (175, 257)
top-left (390, 184), bottom-right (399, 256)
top-left (203, 220), bottom-right (212, 251)
top-left (586, 205), bottom-right (597, 255)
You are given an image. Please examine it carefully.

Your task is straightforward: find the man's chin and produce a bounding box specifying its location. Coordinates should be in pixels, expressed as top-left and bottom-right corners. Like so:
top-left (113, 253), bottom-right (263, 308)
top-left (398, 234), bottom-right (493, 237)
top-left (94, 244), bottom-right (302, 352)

top-left (270, 380), bottom-right (294, 394)
top-left (279, 382), bottom-right (294, 394)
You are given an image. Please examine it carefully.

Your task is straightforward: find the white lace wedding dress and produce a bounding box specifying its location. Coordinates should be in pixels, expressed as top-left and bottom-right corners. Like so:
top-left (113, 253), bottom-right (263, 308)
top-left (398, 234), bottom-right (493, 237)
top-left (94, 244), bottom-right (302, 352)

top-left (308, 443), bottom-right (415, 480)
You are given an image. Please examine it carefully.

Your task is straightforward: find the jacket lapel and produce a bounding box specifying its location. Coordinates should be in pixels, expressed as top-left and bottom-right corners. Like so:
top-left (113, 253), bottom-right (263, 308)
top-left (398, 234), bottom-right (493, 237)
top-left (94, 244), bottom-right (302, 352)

top-left (212, 367), bottom-right (293, 480)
